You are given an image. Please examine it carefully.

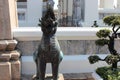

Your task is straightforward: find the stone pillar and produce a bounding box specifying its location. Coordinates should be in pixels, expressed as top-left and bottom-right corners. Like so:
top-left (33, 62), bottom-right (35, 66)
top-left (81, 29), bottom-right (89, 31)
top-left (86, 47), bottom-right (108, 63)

top-left (0, 0), bottom-right (20, 80)
top-left (117, 0), bottom-right (120, 8)
top-left (0, 0), bottom-right (18, 40)
top-left (104, 0), bottom-right (114, 9)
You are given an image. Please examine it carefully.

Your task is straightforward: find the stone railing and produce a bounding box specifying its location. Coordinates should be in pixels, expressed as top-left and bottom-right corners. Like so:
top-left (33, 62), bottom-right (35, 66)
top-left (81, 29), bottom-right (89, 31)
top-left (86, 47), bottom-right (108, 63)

top-left (12, 27), bottom-right (120, 74)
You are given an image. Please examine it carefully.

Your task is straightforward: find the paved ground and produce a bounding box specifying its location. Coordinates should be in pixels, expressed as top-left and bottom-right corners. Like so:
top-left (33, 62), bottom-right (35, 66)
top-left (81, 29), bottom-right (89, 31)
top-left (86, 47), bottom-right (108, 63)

top-left (21, 73), bottom-right (95, 80)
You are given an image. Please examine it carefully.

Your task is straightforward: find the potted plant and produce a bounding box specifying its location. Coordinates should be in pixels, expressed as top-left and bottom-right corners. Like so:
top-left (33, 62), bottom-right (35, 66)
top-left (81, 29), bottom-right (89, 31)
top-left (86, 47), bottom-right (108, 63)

top-left (88, 15), bottom-right (120, 80)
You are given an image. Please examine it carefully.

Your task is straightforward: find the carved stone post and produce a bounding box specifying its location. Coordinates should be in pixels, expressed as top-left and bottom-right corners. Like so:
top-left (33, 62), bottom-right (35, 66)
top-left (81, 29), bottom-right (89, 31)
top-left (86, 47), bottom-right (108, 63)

top-left (0, 0), bottom-right (21, 80)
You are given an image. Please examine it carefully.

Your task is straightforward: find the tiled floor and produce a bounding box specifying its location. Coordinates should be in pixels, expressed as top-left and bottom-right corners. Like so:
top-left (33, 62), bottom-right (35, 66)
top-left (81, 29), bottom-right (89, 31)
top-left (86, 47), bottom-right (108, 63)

top-left (21, 73), bottom-right (95, 80)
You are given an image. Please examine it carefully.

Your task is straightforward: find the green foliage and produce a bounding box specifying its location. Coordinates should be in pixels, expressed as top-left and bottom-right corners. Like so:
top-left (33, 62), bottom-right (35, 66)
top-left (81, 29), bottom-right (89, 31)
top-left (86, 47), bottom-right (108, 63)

top-left (95, 29), bottom-right (111, 46)
top-left (105, 55), bottom-right (120, 65)
top-left (96, 66), bottom-right (120, 80)
top-left (103, 15), bottom-right (120, 26)
top-left (95, 39), bottom-right (109, 46)
top-left (88, 15), bottom-right (120, 75)
top-left (96, 29), bottom-right (111, 38)
top-left (111, 17), bottom-right (120, 26)
top-left (88, 55), bottom-right (101, 64)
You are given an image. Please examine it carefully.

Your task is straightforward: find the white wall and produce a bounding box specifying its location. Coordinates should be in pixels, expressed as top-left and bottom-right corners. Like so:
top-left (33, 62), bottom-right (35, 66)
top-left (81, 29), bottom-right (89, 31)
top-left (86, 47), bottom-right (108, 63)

top-left (23, 0), bottom-right (42, 27)
top-left (21, 55), bottom-right (109, 74)
top-left (13, 27), bottom-right (120, 74)
top-left (84, 0), bottom-right (99, 26)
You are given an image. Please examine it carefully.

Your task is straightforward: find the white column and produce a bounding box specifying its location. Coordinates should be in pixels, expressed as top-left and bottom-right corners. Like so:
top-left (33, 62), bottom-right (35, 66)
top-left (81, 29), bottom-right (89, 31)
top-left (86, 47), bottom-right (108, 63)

top-left (27, 0), bottom-right (42, 27)
top-left (117, 0), bottom-right (120, 8)
top-left (68, 0), bottom-right (73, 17)
top-left (104, 0), bottom-right (114, 9)
top-left (99, 0), bottom-right (104, 8)
top-left (84, 0), bottom-right (98, 26)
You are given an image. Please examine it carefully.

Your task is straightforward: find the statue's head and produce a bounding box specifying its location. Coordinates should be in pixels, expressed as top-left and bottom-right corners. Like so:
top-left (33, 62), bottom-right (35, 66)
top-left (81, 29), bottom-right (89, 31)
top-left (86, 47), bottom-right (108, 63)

top-left (39, 4), bottom-right (58, 36)
top-left (47, 0), bottom-right (55, 9)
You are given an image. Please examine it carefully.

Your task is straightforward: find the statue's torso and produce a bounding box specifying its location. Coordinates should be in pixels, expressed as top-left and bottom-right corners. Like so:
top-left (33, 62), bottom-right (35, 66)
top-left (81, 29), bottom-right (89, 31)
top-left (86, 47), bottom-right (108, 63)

top-left (37, 35), bottom-right (61, 62)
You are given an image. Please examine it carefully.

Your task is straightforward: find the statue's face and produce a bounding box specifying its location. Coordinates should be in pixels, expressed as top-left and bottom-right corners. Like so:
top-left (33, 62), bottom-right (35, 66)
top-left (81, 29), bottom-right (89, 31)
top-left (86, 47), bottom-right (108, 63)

top-left (42, 26), bottom-right (56, 36)
top-left (41, 17), bottom-right (56, 35)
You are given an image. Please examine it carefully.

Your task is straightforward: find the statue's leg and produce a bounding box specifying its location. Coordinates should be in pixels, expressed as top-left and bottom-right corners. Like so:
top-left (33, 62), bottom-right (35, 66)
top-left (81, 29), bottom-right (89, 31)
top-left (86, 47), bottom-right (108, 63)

top-left (38, 59), bottom-right (46, 80)
top-left (36, 58), bottom-right (40, 79)
top-left (52, 62), bottom-right (59, 80)
top-left (33, 51), bottom-right (39, 79)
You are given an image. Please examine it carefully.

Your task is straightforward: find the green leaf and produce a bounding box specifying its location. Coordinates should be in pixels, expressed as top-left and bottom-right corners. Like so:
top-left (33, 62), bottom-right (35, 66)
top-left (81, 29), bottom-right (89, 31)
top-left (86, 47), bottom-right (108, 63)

top-left (95, 39), bottom-right (109, 46)
top-left (96, 29), bottom-right (111, 38)
top-left (103, 15), bottom-right (120, 26)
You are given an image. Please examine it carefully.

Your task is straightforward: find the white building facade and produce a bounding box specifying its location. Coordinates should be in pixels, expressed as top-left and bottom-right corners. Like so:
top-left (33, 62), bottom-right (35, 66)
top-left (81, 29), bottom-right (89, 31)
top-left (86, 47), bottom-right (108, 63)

top-left (58, 0), bottom-right (120, 27)
top-left (17, 0), bottom-right (42, 27)
top-left (17, 0), bottom-right (120, 27)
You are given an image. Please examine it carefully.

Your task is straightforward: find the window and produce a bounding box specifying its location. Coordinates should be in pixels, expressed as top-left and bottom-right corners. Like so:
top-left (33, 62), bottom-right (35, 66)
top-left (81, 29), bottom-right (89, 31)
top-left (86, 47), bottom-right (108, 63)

top-left (18, 12), bottom-right (26, 21)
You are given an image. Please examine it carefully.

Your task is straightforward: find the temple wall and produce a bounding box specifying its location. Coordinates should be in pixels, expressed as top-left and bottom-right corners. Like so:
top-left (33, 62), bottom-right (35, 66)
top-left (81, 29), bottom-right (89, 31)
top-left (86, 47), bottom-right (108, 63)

top-left (17, 40), bottom-right (120, 56)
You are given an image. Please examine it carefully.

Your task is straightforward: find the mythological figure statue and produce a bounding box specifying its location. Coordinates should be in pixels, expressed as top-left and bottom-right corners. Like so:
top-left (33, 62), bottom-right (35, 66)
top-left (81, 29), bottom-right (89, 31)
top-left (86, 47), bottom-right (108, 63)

top-left (33, 3), bottom-right (63, 80)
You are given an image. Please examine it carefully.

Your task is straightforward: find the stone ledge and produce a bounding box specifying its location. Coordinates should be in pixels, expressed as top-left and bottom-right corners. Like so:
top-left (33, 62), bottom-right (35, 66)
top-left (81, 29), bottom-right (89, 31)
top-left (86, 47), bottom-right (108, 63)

top-left (6, 40), bottom-right (18, 51)
top-left (10, 51), bottom-right (20, 60)
top-left (0, 53), bottom-right (11, 61)
top-left (0, 40), bottom-right (18, 51)
top-left (0, 50), bottom-right (20, 61)
top-left (0, 40), bottom-right (8, 51)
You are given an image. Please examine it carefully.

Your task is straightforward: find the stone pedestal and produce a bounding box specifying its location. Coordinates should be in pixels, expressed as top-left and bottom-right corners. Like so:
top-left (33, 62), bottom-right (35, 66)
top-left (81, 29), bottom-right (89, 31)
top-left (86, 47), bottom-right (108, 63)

top-left (0, 62), bottom-right (11, 80)
top-left (0, 40), bottom-right (21, 80)
top-left (11, 60), bottom-right (21, 80)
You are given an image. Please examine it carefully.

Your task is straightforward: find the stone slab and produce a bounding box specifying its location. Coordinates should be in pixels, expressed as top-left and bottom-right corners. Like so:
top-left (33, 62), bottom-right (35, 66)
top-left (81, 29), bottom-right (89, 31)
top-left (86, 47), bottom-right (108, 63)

top-left (0, 62), bottom-right (11, 80)
top-left (11, 60), bottom-right (21, 80)
top-left (32, 74), bottom-right (64, 80)
top-left (0, 53), bottom-right (11, 62)
top-left (6, 40), bottom-right (18, 51)
top-left (10, 50), bottom-right (20, 60)
top-left (0, 40), bottom-right (8, 51)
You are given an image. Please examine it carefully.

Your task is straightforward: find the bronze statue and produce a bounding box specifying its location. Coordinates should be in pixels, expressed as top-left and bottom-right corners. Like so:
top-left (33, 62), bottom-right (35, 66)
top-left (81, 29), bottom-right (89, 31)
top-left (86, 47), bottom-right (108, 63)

top-left (33, 3), bottom-right (63, 80)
